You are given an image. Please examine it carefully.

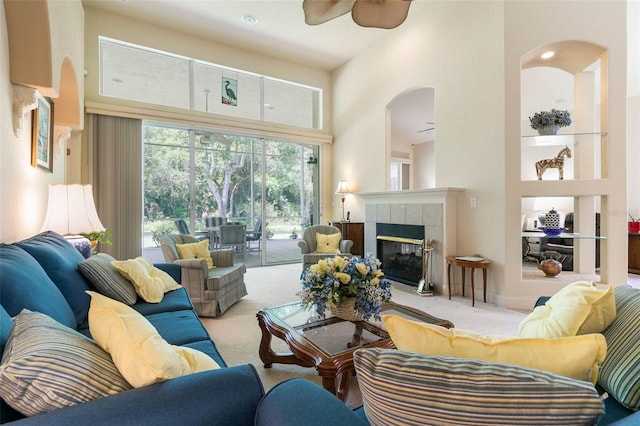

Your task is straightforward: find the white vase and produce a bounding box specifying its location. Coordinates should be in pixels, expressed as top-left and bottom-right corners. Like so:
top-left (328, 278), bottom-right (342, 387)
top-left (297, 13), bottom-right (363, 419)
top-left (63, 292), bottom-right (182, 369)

top-left (537, 125), bottom-right (560, 136)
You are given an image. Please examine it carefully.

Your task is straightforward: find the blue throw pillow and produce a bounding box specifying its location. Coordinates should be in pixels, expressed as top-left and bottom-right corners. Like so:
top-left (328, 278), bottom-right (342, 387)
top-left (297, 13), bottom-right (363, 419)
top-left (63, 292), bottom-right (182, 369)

top-left (0, 244), bottom-right (76, 329)
top-left (15, 231), bottom-right (91, 329)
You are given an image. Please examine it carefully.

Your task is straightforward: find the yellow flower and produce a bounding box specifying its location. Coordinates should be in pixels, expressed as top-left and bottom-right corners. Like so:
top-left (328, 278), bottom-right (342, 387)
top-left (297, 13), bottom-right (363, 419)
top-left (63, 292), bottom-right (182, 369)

top-left (375, 270), bottom-right (384, 278)
top-left (371, 277), bottom-right (380, 286)
top-left (332, 256), bottom-right (347, 271)
top-left (356, 263), bottom-right (370, 276)
top-left (335, 272), bottom-right (351, 284)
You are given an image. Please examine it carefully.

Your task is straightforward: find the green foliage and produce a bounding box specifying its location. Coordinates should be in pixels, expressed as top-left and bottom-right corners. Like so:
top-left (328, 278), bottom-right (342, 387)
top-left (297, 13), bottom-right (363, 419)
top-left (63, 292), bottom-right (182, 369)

top-left (81, 229), bottom-right (113, 245)
top-left (146, 220), bottom-right (175, 246)
top-left (143, 125), bottom-right (316, 239)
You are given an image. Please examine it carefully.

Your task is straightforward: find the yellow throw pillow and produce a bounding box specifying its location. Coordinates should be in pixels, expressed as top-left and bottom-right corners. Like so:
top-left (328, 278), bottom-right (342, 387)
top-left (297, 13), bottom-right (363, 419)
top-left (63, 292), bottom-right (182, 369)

top-left (111, 257), bottom-right (181, 303)
top-left (383, 314), bottom-right (607, 384)
top-left (176, 240), bottom-right (214, 269)
top-left (518, 281), bottom-right (616, 338)
top-left (87, 291), bottom-right (219, 388)
top-left (315, 232), bottom-right (341, 253)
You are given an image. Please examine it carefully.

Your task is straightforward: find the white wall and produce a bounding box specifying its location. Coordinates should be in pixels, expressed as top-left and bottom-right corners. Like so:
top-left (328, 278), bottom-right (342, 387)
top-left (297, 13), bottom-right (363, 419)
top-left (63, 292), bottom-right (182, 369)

top-left (0, 2), bottom-right (67, 243)
top-left (413, 141), bottom-right (435, 188)
top-left (332, 1), bottom-right (506, 295)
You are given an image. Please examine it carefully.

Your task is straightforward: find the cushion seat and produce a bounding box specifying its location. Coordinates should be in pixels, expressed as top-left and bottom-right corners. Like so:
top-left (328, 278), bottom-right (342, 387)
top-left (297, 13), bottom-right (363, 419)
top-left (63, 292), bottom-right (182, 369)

top-left (143, 310), bottom-right (213, 346)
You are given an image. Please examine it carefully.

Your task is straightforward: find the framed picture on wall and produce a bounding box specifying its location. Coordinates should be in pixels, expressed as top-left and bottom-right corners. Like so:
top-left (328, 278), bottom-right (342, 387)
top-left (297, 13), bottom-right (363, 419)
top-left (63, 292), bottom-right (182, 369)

top-left (31, 95), bottom-right (54, 172)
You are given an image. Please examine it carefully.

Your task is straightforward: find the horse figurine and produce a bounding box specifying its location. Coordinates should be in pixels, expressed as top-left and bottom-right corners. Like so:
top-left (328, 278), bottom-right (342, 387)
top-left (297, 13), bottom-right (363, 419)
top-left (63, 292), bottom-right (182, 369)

top-left (536, 146), bottom-right (572, 180)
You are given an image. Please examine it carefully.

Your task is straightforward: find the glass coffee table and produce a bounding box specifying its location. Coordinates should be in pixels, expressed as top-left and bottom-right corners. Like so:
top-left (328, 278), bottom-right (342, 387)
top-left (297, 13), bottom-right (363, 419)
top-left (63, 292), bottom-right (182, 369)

top-left (256, 301), bottom-right (453, 401)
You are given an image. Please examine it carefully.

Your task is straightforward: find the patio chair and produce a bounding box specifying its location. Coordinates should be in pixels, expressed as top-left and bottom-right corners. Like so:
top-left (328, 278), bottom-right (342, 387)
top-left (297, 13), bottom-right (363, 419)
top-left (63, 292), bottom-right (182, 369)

top-left (298, 224), bottom-right (353, 271)
top-left (174, 219), bottom-right (207, 241)
top-left (246, 218), bottom-right (262, 251)
top-left (219, 223), bottom-right (247, 256)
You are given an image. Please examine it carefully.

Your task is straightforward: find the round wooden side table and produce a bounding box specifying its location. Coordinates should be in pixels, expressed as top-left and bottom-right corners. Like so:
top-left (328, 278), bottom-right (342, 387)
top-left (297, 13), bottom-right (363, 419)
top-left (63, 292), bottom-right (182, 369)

top-left (446, 256), bottom-right (491, 306)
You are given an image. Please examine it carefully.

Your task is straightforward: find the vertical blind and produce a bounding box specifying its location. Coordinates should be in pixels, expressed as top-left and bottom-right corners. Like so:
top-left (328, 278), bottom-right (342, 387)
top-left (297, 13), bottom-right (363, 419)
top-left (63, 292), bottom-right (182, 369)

top-left (84, 113), bottom-right (142, 259)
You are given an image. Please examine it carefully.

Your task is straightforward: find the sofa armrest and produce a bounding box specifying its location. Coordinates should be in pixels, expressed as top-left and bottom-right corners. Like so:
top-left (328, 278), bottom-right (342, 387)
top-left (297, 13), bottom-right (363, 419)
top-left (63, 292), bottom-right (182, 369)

top-left (12, 365), bottom-right (264, 426)
top-left (298, 240), bottom-right (310, 254)
top-left (255, 379), bottom-right (366, 426)
top-left (210, 249), bottom-right (234, 267)
top-left (154, 262), bottom-right (181, 282)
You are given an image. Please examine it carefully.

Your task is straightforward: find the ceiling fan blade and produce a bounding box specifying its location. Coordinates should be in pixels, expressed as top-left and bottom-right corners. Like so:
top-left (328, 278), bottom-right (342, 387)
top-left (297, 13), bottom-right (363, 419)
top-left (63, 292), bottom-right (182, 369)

top-left (351, 0), bottom-right (411, 29)
top-left (303, 0), bottom-right (356, 25)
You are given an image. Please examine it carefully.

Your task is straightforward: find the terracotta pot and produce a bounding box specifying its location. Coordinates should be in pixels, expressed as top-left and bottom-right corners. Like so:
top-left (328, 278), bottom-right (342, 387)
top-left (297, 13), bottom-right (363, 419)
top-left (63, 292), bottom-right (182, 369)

top-left (537, 251), bottom-right (562, 278)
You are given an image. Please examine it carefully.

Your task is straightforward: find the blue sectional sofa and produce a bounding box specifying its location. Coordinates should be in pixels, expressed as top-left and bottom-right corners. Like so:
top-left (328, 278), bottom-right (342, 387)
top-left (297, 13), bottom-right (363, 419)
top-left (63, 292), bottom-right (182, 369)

top-left (0, 231), bottom-right (348, 425)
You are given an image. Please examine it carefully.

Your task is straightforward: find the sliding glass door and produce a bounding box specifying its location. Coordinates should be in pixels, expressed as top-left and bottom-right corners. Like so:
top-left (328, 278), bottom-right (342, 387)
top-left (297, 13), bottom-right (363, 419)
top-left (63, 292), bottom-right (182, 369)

top-left (142, 123), bottom-right (318, 266)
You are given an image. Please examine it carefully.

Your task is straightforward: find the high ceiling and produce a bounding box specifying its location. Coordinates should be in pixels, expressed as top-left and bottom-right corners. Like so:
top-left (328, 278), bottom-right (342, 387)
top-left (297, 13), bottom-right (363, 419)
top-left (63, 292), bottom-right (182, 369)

top-left (82, 0), bottom-right (431, 72)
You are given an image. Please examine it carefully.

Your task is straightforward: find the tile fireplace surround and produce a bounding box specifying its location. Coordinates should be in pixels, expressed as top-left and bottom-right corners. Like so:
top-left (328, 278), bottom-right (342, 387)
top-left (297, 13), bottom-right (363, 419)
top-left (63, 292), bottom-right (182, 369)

top-left (359, 188), bottom-right (463, 296)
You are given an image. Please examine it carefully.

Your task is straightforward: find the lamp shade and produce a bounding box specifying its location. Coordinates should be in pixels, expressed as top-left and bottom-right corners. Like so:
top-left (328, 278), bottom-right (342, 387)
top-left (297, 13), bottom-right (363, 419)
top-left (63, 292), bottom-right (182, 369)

top-left (335, 180), bottom-right (350, 194)
top-left (41, 184), bottom-right (105, 235)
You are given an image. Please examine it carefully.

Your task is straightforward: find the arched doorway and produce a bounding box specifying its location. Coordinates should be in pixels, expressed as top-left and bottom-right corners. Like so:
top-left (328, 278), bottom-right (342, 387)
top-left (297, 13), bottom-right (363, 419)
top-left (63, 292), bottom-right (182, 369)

top-left (386, 87), bottom-right (435, 190)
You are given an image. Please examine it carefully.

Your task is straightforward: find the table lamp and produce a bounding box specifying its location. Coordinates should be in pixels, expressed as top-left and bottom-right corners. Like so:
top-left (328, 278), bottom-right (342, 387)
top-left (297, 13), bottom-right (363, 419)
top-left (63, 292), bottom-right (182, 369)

top-left (40, 184), bottom-right (105, 258)
top-left (335, 180), bottom-right (350, 221)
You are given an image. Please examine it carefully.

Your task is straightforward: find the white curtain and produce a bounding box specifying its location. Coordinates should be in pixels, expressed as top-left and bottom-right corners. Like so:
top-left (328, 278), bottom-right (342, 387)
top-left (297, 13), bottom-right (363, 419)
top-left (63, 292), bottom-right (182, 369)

top-left (83, 114), bottom-right (142, 260)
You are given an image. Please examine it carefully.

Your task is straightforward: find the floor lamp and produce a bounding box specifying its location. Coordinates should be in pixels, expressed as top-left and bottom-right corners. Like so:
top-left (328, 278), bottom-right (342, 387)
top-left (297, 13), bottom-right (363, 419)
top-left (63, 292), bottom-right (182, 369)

top-left (335, 180), bottom-right (350, 222)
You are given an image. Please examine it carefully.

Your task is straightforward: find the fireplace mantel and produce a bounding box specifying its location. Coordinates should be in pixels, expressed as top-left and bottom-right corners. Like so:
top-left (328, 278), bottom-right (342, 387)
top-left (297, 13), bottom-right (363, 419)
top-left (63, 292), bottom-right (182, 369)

top-left (358, 188), bottom-right (463, 203)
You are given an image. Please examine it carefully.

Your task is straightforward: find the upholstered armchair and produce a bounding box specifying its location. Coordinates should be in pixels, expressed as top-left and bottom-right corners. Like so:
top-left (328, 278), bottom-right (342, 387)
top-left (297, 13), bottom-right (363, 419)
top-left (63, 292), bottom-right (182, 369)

top-left (298, 225), bottom-right (353, 271)
top-left (159, 234), bottom-right (247, 317)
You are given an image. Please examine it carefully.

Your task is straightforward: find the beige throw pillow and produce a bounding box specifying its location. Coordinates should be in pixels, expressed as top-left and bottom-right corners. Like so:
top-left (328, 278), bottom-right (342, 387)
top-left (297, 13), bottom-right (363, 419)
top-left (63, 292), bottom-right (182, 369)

top-left (315, 232), bottom-right (341, 253)
top-left (87, 291), bottom-right (220, 388)
top-left (176, 239), bottom-right (214, 269)
top-left (111, 257), bottom-right (181, 303)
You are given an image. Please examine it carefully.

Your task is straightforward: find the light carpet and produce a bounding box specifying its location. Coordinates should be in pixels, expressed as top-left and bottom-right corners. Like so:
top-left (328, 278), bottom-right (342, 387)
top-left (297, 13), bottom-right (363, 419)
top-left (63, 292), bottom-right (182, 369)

top-left (200, 263), bottom-right (529, 408)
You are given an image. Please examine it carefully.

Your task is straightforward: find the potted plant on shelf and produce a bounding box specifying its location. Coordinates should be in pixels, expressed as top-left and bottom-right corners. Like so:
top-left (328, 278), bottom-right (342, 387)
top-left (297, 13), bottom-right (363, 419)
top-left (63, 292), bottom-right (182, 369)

top-left (81, 229), bottom-right (113, 254)
top-left (629, 214), bottom-right (640, 234)
top-left (529, 109), bottom-right (572, 135)
top-left (298, 254), bottom-right (392, 321)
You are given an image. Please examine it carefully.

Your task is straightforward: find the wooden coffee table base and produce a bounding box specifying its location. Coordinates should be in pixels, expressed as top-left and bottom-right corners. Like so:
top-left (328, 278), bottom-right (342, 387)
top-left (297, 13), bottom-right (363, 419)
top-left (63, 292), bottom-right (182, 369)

top-left (256, 302), bottom-right (453, 401)
top-left (257, 311), bottom-right (380, 401)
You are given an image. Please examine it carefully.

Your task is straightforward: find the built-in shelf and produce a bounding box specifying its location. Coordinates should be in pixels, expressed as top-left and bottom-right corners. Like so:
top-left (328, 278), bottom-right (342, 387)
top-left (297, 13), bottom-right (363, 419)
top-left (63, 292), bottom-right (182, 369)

top-left (521, 131), bottom-right (607, 139)
top-left (521, 231), bottom-right (606, 240)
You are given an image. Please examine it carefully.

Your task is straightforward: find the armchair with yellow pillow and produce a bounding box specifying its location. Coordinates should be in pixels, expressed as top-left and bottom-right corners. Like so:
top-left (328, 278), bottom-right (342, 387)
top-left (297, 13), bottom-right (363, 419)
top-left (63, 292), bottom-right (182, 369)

top-left (159, 234), bottom-right (247, 317)
top-left (298, 224), bottom-right (353, 271)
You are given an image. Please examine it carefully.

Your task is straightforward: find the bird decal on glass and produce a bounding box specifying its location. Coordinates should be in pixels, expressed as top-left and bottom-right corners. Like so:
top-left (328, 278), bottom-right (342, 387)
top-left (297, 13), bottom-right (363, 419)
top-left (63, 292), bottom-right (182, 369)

top-left (223, 80), bottom-right (237, 106)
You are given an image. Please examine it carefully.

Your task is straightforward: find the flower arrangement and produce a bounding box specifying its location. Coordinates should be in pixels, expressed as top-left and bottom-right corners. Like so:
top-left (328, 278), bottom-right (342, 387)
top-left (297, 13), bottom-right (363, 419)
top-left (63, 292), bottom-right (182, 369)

top-left (529, 109), bottom-right (572, 130)
top-left (298, 254), bottom-right (392, 321)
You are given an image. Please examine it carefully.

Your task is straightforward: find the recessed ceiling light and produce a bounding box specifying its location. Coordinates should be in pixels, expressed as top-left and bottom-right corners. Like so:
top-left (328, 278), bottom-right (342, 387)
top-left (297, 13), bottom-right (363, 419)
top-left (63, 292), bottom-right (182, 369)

top-left (241, 14), bottom-right (257, 25)
top-left (540, 51), bottom-right (555, 59)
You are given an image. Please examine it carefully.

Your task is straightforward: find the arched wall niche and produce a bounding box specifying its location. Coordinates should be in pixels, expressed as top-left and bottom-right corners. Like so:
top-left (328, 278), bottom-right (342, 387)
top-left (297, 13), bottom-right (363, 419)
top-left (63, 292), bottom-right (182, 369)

top-left (386, 86), bottom-right (435, 190)
top-left (519, 39), bottom-right (609, 282)
top-left (522, 40), bottom-right (606, 74)
top-left (4, 0), bottom-right (84, 130)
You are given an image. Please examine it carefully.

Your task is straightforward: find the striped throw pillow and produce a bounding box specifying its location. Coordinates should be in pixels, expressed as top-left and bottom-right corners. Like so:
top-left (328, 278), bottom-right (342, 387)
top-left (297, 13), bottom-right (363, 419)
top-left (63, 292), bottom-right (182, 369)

top-left (79, 253), bottom-right (138, 305)
top-left (0, 310), bottom-right (131, 416)
top-left (598, 286), bottom-right (640, 410)
top-left (354, 348), bottom-right (604, 426)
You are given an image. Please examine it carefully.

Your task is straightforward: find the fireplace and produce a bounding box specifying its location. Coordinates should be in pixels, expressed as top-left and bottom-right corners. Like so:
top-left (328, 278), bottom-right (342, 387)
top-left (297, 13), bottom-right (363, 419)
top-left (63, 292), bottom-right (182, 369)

top-left (376, 223), bottom-right (425, 286)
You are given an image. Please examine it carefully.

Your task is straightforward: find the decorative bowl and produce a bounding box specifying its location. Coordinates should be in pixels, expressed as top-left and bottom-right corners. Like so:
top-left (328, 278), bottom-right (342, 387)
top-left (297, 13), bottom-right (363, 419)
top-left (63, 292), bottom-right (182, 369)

top-left (538, 227), bottom-right (566, 236)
